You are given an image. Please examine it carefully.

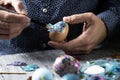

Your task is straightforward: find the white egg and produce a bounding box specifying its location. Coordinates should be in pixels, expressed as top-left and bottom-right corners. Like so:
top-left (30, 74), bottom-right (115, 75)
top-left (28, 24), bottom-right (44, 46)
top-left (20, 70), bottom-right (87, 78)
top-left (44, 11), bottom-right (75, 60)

top-left (32, 68), bottom-right (54, 80)
top-left (84, 65), bottom-right (105, 75)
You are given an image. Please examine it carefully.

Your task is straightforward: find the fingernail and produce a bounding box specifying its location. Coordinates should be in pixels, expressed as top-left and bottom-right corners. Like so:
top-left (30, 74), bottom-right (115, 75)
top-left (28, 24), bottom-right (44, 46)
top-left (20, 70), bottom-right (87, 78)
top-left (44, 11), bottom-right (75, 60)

top-left (48, 42), bottom-right (53, 46)
top-left (28, 18), bottom-right (31, 22)
top-left (22, 10), bottom-right (27, 15)
top-left (48, 42), bottom-right (52, 45)
top-left (63, 17), bottom-right (70, 22)
top-left (27, 22), bottom-right (30, 26)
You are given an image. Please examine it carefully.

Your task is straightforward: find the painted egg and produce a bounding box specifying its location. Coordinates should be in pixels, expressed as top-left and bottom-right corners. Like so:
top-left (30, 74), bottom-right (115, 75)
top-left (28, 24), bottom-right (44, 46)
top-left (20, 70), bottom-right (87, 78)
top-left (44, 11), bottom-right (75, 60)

top-left (32, 68), bottom-right (54, 80)
top-left (46, 21), bottom-right (69, 42)
top-left (61, 73), bottom-right (79, 80)
top-left (53, 55), bottom-right (80, 76)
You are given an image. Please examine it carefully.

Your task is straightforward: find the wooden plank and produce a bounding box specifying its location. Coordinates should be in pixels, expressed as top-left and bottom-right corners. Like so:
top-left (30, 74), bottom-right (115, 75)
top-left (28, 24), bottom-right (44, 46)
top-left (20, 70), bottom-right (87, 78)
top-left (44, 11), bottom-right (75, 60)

top-left (0, 50), bottom-right (65, 80)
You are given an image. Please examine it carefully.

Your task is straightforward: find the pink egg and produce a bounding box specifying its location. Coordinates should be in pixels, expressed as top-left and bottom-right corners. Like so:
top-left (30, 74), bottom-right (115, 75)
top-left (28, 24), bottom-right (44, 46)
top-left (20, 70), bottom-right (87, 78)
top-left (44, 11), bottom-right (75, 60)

top-left (53, 55), bottom-right (80, 76)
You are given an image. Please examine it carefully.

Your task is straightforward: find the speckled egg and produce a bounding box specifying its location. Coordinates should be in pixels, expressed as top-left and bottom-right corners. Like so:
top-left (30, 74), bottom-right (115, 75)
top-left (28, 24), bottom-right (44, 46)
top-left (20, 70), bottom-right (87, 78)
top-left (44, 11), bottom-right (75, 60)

top-left (61, 73), bottom-right (80, 80)
top-left (53, 55), bottom-right (80, 76)
top-left (32, 68), bottom-right (54, 80)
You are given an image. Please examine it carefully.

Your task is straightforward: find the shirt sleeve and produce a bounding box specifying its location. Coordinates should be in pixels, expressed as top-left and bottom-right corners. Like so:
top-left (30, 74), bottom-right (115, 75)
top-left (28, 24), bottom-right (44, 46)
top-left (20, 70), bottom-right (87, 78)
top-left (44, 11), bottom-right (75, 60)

top-left (97, 0), bottom-right (120, 40)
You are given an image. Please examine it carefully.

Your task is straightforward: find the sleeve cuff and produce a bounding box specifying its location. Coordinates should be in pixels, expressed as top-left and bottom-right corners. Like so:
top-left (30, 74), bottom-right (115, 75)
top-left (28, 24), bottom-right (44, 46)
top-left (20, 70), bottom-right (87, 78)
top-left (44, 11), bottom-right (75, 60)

top-left (97, 10), bottom-right (120, 40)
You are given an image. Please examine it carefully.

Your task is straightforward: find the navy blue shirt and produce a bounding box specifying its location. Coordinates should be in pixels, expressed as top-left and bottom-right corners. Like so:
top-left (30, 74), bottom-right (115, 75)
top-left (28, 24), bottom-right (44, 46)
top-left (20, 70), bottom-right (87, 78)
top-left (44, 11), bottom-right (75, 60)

top-left (0, 0), bottom-right (120, 54)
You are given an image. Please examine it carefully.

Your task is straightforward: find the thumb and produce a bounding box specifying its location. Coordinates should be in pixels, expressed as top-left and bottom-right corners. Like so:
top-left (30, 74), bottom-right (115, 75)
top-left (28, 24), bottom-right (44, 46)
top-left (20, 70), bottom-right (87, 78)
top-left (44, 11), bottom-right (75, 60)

top-left (63, 13), bottom-right (94, 24)
top-left (11, 0), bottom-right (27, 15)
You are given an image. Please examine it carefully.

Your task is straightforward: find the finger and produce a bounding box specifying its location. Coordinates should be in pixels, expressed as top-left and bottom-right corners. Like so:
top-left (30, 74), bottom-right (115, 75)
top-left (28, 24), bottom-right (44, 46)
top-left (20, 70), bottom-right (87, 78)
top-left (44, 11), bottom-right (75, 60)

top-left (82, 22), bottom-right (88, 32)
top-left (0, 29), bottom-right (9, 34)
top-left (8, 22), bottom-right (29, 34)
top-left (48, 35), bottom-right (93, 53)
top-left (48, 41), bottom-right (72, 50)
top-left (11, 0), bottom-right (27, 14)
top-left (0, 29), bottom-right (22, 39)
top-left (0, 0), bottom-right (4, 5)
top-left (48, 37), bottom-right (83, 51)
top-left (0, 21), bottom-right (9, 29)
top-left (0, 26), bottom-right (22, 35)
top-left (0, 21), bottom-right (29, 35)
top-left (48, 34), bottom-right (89, 50)
top-left (9, 29), bottom-right (22, 39)
top-left (63, 13), bottom-right (94, 24)
top-left (0, 20), bottom-right (30, 30)
top-left (48, 41), bottom-right (67, 50)
top-left (0, 0), bottom-right (26, 14)
top-left (0, 10), bottom-right (30, 23)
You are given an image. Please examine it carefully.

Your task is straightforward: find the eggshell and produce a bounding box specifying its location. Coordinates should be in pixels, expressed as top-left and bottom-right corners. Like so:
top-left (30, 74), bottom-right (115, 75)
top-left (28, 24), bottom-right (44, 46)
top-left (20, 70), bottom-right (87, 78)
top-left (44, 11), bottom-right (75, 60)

top-left (32, 68), bottom-right (54, 80)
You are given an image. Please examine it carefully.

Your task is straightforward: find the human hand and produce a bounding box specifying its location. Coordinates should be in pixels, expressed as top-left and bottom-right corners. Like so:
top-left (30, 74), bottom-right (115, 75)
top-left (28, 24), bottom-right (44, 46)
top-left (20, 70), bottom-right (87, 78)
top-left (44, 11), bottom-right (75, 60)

top-left (0, 0), bottom-right (30, 39)
top-left (48, 13), bottom-right (107, 54)
top-left (0, 0), bottom-right (27, 14)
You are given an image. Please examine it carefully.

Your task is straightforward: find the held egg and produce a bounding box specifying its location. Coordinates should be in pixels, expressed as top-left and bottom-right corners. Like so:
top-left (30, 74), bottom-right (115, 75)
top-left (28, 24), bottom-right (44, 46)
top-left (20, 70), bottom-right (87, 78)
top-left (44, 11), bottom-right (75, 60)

top-left (46, 21), bottom-right (69, 42)
top-left (32, 68), bottom-right (54, 80)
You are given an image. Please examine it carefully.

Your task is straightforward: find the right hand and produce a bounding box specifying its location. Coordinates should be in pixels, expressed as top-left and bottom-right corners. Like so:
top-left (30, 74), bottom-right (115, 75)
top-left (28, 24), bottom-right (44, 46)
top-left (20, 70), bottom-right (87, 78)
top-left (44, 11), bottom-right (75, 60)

top-left (0, 0), bottom-right (30, 39)
top-left (48, 13), bottom-right (107, 54)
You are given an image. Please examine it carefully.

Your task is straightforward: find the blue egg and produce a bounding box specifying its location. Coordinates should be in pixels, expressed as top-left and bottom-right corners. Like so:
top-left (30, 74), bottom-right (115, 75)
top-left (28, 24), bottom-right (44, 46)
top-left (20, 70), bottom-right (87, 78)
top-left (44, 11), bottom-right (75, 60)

top-left (32, 68), bottom-right (54, 80)
top-left (61, 74), bottom-right (79, 80)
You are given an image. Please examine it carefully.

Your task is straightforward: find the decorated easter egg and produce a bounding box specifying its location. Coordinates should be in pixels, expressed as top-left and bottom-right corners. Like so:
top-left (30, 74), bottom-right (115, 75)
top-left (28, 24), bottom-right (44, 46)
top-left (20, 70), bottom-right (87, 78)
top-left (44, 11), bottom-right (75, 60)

top-left (46, 21), bottom-right (69, 42)
top-left (61, 73), bottom-right (80, 80)
top-left (53, 55), bottom-right (80, 76)
top-left (32, 68), bottom-right (54, 80)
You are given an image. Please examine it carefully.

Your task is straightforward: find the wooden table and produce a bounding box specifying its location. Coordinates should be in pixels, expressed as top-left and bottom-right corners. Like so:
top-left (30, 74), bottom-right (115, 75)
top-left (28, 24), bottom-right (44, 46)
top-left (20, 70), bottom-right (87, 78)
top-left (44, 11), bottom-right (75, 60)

top-left (0, 49), bottom-right (120, 80)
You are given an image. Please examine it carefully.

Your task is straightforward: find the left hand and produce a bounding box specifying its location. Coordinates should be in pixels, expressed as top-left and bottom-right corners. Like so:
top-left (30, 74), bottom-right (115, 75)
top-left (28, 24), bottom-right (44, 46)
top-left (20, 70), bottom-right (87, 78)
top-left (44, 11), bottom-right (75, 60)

top-left (0, 0), bottom-right (30, 39)
top-left (48, 12), bottom-right (107, 54)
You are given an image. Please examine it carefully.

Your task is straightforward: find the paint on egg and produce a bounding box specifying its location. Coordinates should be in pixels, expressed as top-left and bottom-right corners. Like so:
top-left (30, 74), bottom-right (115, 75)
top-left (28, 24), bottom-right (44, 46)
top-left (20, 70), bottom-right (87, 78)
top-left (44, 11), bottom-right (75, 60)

top-left (46, 21), bottom-right (69, 42)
